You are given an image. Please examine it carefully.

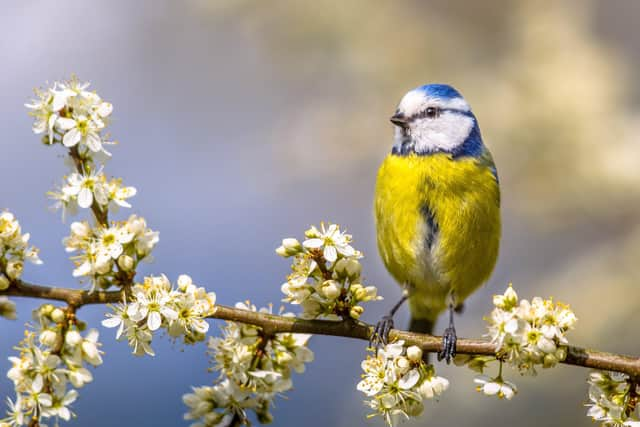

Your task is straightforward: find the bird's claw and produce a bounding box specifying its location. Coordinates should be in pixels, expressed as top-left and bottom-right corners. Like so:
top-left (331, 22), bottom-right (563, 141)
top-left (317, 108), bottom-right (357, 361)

top-left (370, 315), bottom-right (394, 350)
top-left (437, 326), bottom-right (457, 364)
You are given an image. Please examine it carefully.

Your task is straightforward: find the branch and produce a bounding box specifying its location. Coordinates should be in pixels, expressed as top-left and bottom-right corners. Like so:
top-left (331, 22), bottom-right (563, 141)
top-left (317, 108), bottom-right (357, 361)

top-left (2, 280), bottom-right (123, 307)
top-left (205, 305), bottom-right (640, 378)
top-left (3, 280), bottom-right (640, 377)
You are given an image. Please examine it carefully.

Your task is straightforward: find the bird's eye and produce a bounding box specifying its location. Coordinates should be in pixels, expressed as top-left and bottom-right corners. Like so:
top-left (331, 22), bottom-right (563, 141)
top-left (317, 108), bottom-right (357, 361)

top-left (424, 107), bottom-right (439, 119)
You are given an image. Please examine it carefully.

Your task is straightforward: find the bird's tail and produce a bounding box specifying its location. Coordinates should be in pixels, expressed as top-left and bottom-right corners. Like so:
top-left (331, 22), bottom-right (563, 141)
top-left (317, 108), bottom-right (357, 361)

top-left (408, 317), bottom-right (435, 335)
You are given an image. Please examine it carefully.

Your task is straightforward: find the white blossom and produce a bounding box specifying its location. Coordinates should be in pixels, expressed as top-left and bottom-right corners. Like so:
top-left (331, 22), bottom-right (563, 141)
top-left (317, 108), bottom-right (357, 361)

top-left (64, 216), bottom-right (158, 289)
top-left (184, 302), bottom-right (313, 426)
top-left (278, 223), bottom-right (381, 320)
top-left (63, 169), bottom-right (108, 209)
top-left (357, 341), bottom-right (448, 426)
top-left (302, 222), bottom-right (357, 262)
top-left (484, 285), bottom-right (576, 375)
top-left (26, 77), bottom-right (113, 155)
top-left (0, 211), bottom-right (42, 286)
top-left (585, 371), bottom-right (639, 426)
top-left (474, 375), bottom-right (517, 400)
top-left (4, 306), bottom-right (103, 426)
top-left (103, 274), bottom-right (216, 355)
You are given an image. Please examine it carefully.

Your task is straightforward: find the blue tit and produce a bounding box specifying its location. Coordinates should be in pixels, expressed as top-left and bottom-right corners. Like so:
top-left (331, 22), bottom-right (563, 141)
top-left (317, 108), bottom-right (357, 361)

top-left (372, 84), bottom-right (500, 362)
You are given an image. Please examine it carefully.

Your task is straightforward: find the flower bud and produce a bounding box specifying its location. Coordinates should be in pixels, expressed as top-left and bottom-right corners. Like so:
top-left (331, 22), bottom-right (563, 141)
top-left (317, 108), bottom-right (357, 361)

top-left (349, 305), bottom-right (364, 319)
top-left (39, 329), bottom-right (60, 347)
top-left (320, 280), bottom-right (341, 300)
top-left (6, 260), bottom-right (23, 280)
top-left (493, 285), bottom-right (518, 310)
top-left (276, 238), bottom-right (302, 257)
top-left (350, 283), bottom-right (363, 295)
top-left (543, 353), bottom-right (558, 368)
top-left (406, 346), bottom-right (423, 363)
top-left (177, 274), bottom-right (193, 291)
top-left (117, 255), bottom-right (134, 271)
top-left (51, 307), bottom-right (66, 323)
top-left (344, 259), bottom-right (362, 280)
top-left (333, 258), bottom-right (349, 278)
top-left (0, 274), bottom-right (9, 290)
top-left (396, 356), bottom-right (410, 371)
top-left (352, 284), bottom-right (369, 301)
top-left (555, 347), bottom-right (567, 361)
top-left (65, 330), bottom-right (82, 346)
top-left (0, 299), bottom-right (16, 320)
top-left (282, 238), bottom-right (301, 252)
top-left (95, 258), bottom-right (112, 275)
top-left (39, 303), bottom-right (54, 317)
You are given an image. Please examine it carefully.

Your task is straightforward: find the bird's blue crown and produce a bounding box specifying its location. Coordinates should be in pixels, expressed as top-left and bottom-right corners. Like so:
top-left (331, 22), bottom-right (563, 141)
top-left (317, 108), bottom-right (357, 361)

top-left (414, 84), bottom-right (464, 101)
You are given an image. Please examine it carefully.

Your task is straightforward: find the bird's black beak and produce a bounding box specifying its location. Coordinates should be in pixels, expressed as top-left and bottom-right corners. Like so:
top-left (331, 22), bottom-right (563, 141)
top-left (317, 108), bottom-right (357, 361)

top-left (390, 112), bottom-right (408, 127)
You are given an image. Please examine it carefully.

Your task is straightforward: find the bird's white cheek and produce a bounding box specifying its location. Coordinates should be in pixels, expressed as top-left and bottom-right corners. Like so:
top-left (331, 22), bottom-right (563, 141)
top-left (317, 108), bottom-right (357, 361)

top-left (412, 115), bottom-right (474, 153)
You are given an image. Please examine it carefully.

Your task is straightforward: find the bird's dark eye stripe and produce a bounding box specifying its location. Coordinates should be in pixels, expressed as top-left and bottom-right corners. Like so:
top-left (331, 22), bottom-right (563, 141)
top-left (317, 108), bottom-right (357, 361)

top-left (407, 107), bottom-right (472, 122)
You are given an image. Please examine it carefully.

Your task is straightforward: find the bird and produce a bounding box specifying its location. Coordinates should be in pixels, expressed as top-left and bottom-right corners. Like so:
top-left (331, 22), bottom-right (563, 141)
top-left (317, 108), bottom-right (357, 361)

top-left (372, 83), bottom-right (500, 363)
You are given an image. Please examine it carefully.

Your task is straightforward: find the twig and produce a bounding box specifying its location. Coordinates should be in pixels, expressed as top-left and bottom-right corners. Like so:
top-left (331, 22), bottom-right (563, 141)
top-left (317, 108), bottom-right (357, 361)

top-left (2, 280), bottom-right (640, 377)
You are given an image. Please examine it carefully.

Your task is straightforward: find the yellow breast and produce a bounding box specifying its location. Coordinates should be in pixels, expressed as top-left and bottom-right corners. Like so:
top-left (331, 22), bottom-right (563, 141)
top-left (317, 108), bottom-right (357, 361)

top-left (374, 153), bottom-right (501, 319)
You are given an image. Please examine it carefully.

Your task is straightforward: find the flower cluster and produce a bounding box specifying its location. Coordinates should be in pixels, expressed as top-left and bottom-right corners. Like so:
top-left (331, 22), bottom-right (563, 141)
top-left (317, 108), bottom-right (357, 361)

top-left (2, 305), bottom-right (102, 426)
top-left (49, 169), bottom-right (137, 218)
top-left (586, 371), bottom-right (639, 426)
top-left (63, 215), bottom-right (158, 290)
top-left (102, 274), bottom-right (216, 355)
top-left (183, 302), bottom-right (314, 426)
top-left (485, 285), bottom-right (577, 375)
top-left (26, 77), bottom-right (113, 155)
top-left (0, 211), bottom-right (42, 289)
top-left (277, 223), bottom-right (381, 320)
top-left (357, 341), bottom-right (448, 427)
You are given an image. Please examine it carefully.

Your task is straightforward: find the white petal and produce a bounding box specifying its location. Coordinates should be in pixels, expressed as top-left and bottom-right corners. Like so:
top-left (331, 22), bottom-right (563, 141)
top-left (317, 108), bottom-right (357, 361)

top-left (77, 188), bottom-right (93, 208)
top-left (93, 184), bottom-right (109, 206)
top-left (86, 132), bottom-right (102, 152)
top-left (56, 117), bottom-right (77, 130)
top-left (58, 407), bottom-right (71, 421)
top-left (102, 317), bottom-right (121, 328)
top-left (38, 393), bottom-right (52, 407)
top-left (32, 374), bottom-right (44, 393)
top-left (62, 128), bottom-right (82, 147)
top-left (398, 369), bottom-right (420, 390)
top-left (147, 311), bottom-right (162, 331)
top-left (160, 307), bottom-right (178, 321)
top-left (323, 245), bottom-right (337, 263)
top-left (302, 238), bottom-right (323, 249)
top-left (97, 102), bottom-right (113, 117)
top-left (73, 262), bottom-right (92, 277)
top-left (483, 382), bottom-right (501, 395)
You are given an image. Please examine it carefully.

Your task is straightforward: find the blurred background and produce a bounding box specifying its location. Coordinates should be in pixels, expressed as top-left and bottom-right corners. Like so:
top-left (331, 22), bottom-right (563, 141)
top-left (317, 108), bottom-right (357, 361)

top-left (1, 0), bottom-right (639, 426)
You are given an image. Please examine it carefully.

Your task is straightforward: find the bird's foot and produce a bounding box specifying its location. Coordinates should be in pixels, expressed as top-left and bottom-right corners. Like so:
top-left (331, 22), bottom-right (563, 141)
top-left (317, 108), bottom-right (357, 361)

top-left (370, 315), bottom-right (394, 350)
top-left (437, 326), bottom-right (457, 364)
